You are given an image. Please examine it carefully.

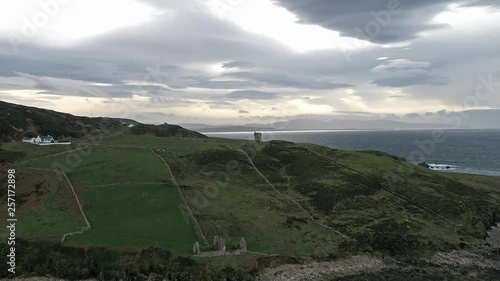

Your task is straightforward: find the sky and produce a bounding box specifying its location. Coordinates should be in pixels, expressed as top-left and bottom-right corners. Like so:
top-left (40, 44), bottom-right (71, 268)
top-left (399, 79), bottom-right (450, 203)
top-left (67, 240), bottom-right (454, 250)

top-left (0, 0), bottom-right (499, 125)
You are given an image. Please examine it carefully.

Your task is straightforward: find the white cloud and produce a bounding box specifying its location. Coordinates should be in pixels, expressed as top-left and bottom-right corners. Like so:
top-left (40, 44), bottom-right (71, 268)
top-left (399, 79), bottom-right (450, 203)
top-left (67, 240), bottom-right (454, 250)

top-left (206, 0), bottom-right (372, 52)
top-left (0, 0), bottom-right (160, 47)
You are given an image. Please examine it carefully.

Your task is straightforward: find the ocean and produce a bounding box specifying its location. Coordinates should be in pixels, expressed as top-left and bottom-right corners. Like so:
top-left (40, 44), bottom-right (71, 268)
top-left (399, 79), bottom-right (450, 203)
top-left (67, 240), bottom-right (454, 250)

top-left (203, 129), bottom-right (500, 177)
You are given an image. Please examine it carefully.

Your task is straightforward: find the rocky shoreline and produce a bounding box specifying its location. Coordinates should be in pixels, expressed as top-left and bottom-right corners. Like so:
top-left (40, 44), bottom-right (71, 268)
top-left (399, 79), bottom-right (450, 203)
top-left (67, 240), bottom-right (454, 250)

top-left (257, 255), bottom-right (385, 281)
top-left (6, 249), bottom-right (499, 281)
top-left (257, 250), bottom-right (500, 281)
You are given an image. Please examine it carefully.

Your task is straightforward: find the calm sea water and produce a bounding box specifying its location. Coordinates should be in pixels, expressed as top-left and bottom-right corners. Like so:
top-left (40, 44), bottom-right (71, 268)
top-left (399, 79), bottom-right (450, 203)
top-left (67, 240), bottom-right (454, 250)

top-left (204, 129), bottom-right (500, 177)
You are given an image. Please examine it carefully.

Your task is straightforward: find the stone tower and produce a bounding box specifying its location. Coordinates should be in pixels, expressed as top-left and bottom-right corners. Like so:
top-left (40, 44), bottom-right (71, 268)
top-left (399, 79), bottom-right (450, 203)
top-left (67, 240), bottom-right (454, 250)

top-left (254, 132), bottom-right (262, 143)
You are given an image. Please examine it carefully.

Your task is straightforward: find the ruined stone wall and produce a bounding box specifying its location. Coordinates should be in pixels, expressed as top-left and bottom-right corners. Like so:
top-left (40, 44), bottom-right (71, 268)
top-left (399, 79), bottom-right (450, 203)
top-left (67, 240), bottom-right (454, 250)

top-left (193, 236), bottom-right (247, 258)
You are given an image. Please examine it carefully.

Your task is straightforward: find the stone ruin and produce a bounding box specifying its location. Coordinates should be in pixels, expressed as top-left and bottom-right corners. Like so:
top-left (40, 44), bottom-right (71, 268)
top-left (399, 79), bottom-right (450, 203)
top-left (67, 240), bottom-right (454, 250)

top-left (192, 236), bottom-right (247, 257)
top-left (213, 235), bottom-right (226, 254)
top-left (193, 241), bottom-right (201, 255)
top-left (235, 237), bottom-right (247, 254)
top-left (254, 132), bottom-right (262, 143)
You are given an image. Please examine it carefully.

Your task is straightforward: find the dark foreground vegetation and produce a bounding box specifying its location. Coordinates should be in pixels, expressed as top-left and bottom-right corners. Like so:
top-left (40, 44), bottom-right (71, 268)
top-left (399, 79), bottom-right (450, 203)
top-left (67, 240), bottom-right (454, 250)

top-left (0, 239), bottom-right (301, 280)
top-left (1, 240), bottom-right (499, 281)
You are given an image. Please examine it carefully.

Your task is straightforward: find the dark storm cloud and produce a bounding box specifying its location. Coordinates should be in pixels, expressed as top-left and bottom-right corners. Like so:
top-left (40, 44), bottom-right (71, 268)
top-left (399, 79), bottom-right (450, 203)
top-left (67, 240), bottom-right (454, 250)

top-left (370, 59), bottom-right (451, 87)
top-left (12, 72), bottom-right (137, 98)
top-left (185, 75), bottom-right (261, 89)
top-left (222, 61), bottom-right (256, 69)
top-left (404, 113), bottom-right (421, 118)
top-left (222, 71), bottom-right (352, 90)
top-left (0, 54), bottom-right (122, 84)
top-left (273, 0), bottom-right (500, 44)
top-left (372, 74), bottom-right (451, 87)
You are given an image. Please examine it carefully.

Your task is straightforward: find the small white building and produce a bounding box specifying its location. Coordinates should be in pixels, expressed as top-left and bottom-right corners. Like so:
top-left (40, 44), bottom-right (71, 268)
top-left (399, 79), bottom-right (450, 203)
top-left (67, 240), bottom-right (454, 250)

top-left (22, 137), bottom-right (36, 143)
top-left (23, 134), bottom-right (70, 145)
top-left (128, 124), bottom-right (135, 128)
top-left (35, 135), bottom-right (55, 144)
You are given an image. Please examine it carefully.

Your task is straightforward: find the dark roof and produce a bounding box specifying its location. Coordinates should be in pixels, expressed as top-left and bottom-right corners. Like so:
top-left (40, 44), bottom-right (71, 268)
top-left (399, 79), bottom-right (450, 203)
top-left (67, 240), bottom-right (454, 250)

top-left (39, 135), bottom-right (54, 141)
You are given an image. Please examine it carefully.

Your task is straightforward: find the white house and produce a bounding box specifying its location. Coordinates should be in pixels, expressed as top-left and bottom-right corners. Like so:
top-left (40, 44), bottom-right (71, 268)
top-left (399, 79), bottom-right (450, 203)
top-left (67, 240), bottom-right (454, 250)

top-left (22, 137), bottom-right (36, 143)
top-left (128, 124), bottom-right (135, 128)
top-left (22, 135), bottom-right (71, 145)
top-left (35, 135), bottom-right (55, 144)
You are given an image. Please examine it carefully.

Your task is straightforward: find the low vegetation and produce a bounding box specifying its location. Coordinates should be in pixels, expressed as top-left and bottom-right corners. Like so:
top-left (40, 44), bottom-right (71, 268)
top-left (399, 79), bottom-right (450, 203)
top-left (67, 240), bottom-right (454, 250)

top-left (0, 100), bottom-right (131, 141)
top-left (0, 168), bottom-right (85, 240)
top-left (131, 123), bottom-right (208, 139)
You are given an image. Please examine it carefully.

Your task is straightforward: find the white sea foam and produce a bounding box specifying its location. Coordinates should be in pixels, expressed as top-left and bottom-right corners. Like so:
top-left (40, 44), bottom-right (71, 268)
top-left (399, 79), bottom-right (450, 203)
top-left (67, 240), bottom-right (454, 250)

top-left (428, 164), bottom-right (458, 171)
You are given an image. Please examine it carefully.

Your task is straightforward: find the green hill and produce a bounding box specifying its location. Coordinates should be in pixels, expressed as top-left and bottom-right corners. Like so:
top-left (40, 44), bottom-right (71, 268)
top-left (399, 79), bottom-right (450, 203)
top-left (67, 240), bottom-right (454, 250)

top-left (0, 100), bottom-right (205, 141)
top-left (0, 103), bottom-right (499, 280)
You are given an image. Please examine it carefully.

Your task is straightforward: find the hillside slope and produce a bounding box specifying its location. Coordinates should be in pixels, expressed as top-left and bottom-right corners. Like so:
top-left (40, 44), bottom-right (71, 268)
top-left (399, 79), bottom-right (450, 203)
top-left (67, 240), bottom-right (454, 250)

top-left (153, 137), bottom-right (500, 257)
top-left (0, 101), bottom-right (130, 141)
top-left (0, 101), bottom-right (206, 141)
top-left (1, 133), bottom-right (500, 279)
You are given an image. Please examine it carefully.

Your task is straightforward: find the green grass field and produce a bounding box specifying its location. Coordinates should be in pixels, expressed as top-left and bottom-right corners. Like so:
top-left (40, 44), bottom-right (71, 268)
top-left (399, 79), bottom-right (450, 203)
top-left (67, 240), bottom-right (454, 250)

top-left (1, 142), bottom-right (77, 163)
top-left (100, 134), bottom-right (253, 151)
top-left (1, 169), bottom-right (86, 239)
top-left (3, 134), bottom-right (500, 259)
top-left (29, 146), bottom-right (170, 187)
top-left (67, 184), bottom-right (198, 254)
top-left (158, 146), bottom-right (344, 256)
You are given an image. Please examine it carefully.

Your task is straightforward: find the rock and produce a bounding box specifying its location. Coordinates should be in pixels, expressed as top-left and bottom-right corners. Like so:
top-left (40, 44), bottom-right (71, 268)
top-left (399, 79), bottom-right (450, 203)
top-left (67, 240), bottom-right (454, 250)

top-left (418, 162), bottom-right (430, 168)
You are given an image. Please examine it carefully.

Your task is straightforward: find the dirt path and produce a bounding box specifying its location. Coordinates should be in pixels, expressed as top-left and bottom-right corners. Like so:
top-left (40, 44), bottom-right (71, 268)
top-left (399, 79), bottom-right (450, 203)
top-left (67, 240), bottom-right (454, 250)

top-left (19, 146), bottom-right (90, 165)
top-left (303, 146), bottom-right (462, 228)
top-left (20, 144), bottom-right (207, 245)
top-left (26, 167), bottom-right (91, 242)
top-left (150, 148), bottom-right (208, 245)
top-left (236, 148), bottom-right (350, 240)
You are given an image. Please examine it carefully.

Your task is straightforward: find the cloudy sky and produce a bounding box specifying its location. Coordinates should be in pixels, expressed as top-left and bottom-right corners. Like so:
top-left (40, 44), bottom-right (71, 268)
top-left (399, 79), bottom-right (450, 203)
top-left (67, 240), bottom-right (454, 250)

top-left (0, 0), bottom-right (499, 125)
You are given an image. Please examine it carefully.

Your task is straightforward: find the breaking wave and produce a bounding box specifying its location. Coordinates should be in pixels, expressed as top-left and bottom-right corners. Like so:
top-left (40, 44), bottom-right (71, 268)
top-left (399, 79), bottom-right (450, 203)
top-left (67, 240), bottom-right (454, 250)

top-left (427, 164), bottom-right (458, 171)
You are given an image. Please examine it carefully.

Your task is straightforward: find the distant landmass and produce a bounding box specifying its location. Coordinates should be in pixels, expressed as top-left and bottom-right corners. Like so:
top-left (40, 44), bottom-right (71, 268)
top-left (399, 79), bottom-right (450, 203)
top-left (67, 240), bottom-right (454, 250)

top-left (181, 109), bottom-right (500, 132)
top-left (181, 119), bottom-right (451, 132)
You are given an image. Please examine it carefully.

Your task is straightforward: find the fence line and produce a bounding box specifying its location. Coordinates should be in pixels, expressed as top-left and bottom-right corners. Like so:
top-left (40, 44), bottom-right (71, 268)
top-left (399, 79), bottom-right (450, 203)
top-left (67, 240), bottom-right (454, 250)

top-left (150, 148), bottom-right (208, 244)
top-left (26, 167), bottom-right (91, 243)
